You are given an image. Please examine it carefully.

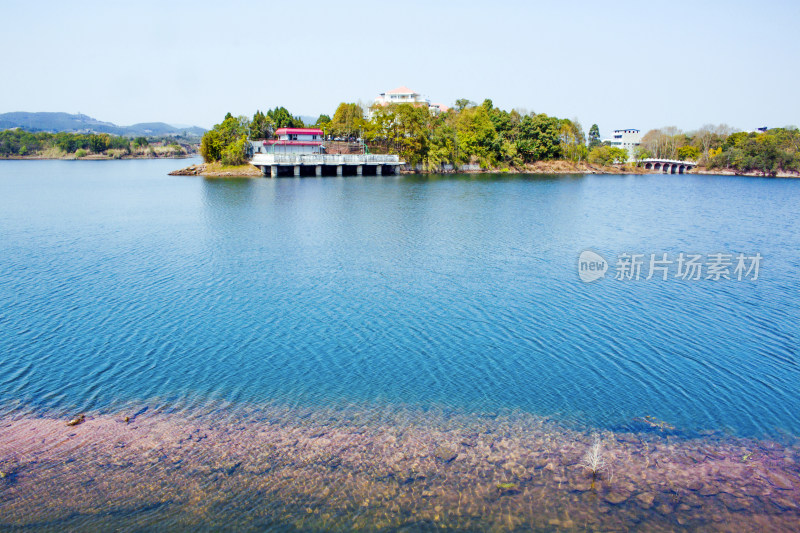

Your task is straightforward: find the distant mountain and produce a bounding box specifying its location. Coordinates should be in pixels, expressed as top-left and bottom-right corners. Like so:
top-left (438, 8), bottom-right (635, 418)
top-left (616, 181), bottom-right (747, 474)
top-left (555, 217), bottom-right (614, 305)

top-left (298, 115), bottom-right (321, 126)
top-left (0, 112), bottom-right (206, 137)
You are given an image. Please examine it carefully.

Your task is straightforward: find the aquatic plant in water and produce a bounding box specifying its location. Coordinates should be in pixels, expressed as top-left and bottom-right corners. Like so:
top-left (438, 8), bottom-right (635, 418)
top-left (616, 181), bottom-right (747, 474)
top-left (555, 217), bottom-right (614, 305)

top-left (578, 435), bottom-right (608, 488)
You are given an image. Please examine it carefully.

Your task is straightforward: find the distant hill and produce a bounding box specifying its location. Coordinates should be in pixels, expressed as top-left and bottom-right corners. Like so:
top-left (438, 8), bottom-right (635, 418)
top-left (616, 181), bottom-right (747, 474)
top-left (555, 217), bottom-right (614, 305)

top-left (0, 112), bottom-right (206, 137)
top-left (298, 115), bottom-right (321, 126)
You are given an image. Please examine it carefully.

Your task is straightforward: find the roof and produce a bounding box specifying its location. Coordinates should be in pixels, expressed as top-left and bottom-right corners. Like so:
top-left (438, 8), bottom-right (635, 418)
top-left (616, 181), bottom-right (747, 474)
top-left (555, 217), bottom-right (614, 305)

top-left (275, 128), bottom-right (323, 135)
top-left (384, 86), bottom-right (418, 95)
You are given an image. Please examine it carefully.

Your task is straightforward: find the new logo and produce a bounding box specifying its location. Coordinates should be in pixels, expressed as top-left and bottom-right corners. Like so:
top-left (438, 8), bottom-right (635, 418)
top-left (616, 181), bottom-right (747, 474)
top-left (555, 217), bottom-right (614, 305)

top-left (578, 250), bottom-right (608, 283)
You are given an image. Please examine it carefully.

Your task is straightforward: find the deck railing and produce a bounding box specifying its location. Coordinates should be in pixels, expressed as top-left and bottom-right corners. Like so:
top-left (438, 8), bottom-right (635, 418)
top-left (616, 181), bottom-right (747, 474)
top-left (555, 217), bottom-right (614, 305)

top-left (252, 154), bottom-right (400, 165)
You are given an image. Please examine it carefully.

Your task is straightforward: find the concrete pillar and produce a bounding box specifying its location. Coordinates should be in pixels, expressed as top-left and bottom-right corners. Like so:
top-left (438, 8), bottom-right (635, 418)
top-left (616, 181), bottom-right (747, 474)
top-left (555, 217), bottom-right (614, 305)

top-left (260, 166), bottom-right (268, 176)
top-left (270, 165), bottom-right (278, 178)
top-left (336, 165), bottom-right (343, 177)
top-left (376, 165), bottom-right (382, 176)
top-left (356, 165), bottom-right (363, 176)
top-left (315, 165), bottom-right (322, 177)
top-left (294, 165), bottom-right (301, 177)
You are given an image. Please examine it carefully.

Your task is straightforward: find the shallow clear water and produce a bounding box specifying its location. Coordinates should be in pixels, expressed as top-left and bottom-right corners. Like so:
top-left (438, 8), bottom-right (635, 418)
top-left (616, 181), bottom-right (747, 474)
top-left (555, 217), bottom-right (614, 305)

top-left (1, 159), bottom-right (799, 437)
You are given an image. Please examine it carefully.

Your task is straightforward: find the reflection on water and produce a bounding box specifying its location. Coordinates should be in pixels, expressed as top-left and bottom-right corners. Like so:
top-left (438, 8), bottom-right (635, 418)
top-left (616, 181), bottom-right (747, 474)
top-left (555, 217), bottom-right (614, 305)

top-left (2, 405), bottom-right (799, 532)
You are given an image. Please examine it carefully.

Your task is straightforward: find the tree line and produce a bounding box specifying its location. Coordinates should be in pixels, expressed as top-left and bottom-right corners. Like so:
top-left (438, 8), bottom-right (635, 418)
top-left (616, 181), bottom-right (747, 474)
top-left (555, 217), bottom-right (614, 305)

top-left (0, 129), bottom-right (191, 158)
top-left (201, 102), bottom-right (608, 169)
top-left (200, 103), bottom-right (799, 176)
top-left (636, 125), bottom-right (799, 176)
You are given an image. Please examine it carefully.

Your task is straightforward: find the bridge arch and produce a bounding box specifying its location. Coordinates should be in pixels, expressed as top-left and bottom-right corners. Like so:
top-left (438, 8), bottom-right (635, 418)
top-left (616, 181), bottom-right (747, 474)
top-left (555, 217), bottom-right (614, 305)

top-left (654, 163), bottom-right (662, 171)
top-left (645, 162), bottom-right (653, 170)
top-left (679, 165), bottom-right (686, 174)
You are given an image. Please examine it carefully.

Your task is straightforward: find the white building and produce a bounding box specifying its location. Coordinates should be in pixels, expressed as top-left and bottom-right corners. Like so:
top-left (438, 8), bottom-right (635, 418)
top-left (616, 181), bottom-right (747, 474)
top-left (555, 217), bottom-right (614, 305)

top-left (250, 128), bottom-right (323, 155)
top-left (370, 86), bottom-right (449, 118)
top-left (603, 129), bottom-right (642, 160)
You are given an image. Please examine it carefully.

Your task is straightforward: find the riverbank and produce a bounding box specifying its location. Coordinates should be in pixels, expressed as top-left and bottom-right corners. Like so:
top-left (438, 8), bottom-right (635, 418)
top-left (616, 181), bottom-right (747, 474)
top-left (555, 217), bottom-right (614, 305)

top-left (691, 166), bottom-right (800, 178)
top-left (406, 161), bottom-right (649, 175)
top-left (168, 161), bottom-right (263, 177)
top-left (3, 153), bottom-right (196, 161)
top-left (168, 159), bottom-right (800, 178)
top-left (168, 160), bottom-right (646, 178)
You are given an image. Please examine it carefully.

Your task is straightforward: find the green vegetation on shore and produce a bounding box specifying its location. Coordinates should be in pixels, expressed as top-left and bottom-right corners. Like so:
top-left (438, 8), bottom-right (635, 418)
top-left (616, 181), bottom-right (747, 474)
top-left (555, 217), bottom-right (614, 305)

top-left (636, 126), bottom-right (799, 176)
top-left (201, 101), bottom-right (622, 171)
top-left (199, 101), bottom-right (799, 177)
top-left (0, 129), bottom-right (195, 159)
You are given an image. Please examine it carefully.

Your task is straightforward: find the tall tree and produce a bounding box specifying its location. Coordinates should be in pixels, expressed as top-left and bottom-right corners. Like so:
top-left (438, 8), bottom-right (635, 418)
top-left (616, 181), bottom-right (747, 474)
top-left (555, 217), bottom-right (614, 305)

top-left (454, 98), bottom-right (476, 112)
top-left (250, 110), bottom-right (274, 139)
top-left (517, 114), bottom-right (562, 162)
top-left (266, 107), bottom-right (303, 129)
top-left (331, 103), bottom-right (366, 139)
top-left (588, 124), bottom-right (601, 149)
top-left (559, 119), bottom-right (587, 162)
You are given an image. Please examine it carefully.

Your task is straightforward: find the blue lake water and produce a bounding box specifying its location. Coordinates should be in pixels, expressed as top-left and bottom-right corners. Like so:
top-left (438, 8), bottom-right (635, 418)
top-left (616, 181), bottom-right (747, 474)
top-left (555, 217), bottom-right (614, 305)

top-left (1, 159), bottom-right (799, 438)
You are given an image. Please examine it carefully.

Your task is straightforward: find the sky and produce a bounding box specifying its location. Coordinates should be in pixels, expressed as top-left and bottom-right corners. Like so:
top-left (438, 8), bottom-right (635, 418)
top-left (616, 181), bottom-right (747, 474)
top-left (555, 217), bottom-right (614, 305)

top-left (3, 0), bottom-right (799, 136)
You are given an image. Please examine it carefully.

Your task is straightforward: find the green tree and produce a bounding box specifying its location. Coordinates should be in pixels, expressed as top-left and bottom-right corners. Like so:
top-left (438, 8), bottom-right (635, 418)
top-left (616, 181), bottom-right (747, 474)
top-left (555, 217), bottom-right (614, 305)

top-left (315, 114), bottom-right (332, 132)
top-left (517, 114), bottom-right (562, 162)
top-left (588, 124), bottom-right (601, 149)
top-left (199, 113), bottom-right (250, 163)
top-left (250, 110), bottom-right (274, 139)
top-left (633, 146), bottom-right (652, 161)
top-left (559, 119), bottom-right (587, 162)
top-left (200, 130), bottom-right (223, 162)
top-left (89, 134), bottom-right (110, 153)
top-left (266, 107), bottom-right (303, 129)
top-left (588, 146), bottom-right (628, 165)
top-left (455, 104), bottom-right (499, 167)
top-left (221, 135), bottom-right (249, 166)
top-left (454, 98), bottom-right (476, 112)
top-left (677, 145), bottom-right (700, 161)
top-left (331, 103), bottom-right (366, 138)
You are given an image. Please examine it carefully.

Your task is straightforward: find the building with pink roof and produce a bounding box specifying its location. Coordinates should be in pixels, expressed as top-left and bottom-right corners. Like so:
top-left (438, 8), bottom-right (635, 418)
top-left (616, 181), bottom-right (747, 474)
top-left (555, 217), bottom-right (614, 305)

top-left (371, 86), bottom-right (449, 117)
top-left (251, 128), bottom-right (324, 155)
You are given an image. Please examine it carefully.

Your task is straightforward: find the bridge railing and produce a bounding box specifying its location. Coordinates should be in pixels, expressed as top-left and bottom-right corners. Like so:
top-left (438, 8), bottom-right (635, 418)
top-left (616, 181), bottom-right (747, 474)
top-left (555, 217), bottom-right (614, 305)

top-left (639, 158), bottom-right (697, 165)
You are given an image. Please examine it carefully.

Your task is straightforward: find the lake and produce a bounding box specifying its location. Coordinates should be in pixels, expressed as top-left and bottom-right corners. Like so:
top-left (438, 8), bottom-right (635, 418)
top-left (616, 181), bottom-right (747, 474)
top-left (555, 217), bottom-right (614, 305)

top-left (1, 159), bottom-right (799, 531)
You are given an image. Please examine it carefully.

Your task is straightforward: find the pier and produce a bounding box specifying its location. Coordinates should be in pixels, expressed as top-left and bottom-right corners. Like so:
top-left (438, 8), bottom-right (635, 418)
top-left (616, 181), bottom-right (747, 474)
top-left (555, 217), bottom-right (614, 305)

top-left (250, 153), bottom-right (403, 177)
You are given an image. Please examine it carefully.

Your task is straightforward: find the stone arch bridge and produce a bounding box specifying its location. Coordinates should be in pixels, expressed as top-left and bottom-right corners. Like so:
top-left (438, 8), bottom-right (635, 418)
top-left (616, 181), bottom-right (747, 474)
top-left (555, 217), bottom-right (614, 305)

top-left (640, 159), bottom-right (696, 174)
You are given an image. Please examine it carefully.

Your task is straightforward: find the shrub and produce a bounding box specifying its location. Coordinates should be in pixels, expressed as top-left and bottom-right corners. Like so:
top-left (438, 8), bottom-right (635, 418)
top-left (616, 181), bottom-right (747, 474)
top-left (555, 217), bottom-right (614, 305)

top-left (75, 148), bottom-right (87, 158)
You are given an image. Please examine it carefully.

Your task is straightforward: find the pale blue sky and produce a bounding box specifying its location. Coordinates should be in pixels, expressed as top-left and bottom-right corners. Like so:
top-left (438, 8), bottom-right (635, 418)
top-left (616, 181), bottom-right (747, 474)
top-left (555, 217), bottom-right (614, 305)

top-left (3, 0), bottom-right (798, 135)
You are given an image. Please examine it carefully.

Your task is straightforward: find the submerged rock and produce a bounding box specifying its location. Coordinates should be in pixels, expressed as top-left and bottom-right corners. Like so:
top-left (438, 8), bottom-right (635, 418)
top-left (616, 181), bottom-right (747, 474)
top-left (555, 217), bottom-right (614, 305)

top-left (686, 479), bottom-right (704, 491)
top-left (719, 493), bottom-right (751, 511)
top-left (572, 481), bottom-right (593, 492)
top-left (433, 446), bottom-right (457, 463)
top-left (766, 471), bottom-right (795, 490)
top-left (635, 492), bottom-right (655, 509)
top-left (66, 414), bottom-right (85, 427)
top-left (771, 497), bottom-right (798, 511)
top-left (604, 491), bottom-right (630, 505)
top-left (698, 484), bottom-right (720, 496)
